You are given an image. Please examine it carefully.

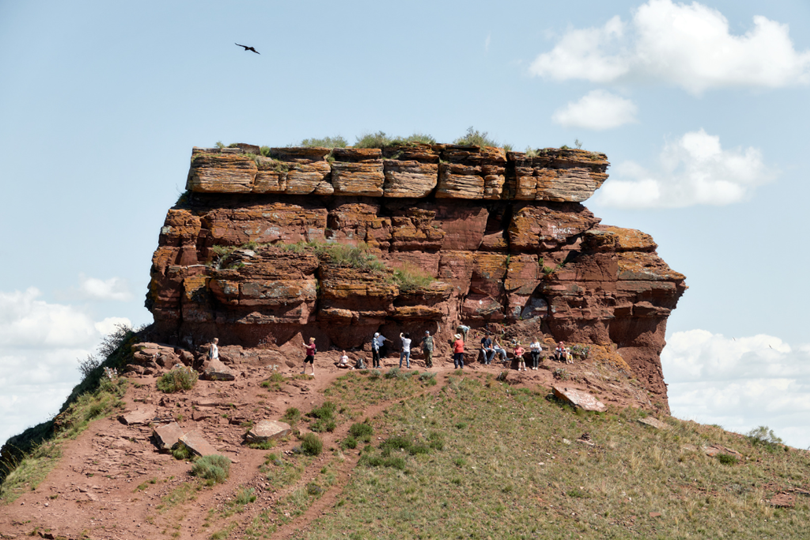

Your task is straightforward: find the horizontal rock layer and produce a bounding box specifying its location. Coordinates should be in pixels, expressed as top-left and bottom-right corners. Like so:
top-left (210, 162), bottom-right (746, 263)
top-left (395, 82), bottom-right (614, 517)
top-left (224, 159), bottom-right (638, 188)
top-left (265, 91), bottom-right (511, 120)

top-left (186, 145), bottom-right (609, 203)
top-left (148, 177), bottom-right (686, 410)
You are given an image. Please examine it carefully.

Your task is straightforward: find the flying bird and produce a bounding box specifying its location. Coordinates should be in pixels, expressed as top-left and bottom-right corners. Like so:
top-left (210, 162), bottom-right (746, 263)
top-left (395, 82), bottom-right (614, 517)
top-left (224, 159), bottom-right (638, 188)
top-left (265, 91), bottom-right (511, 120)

top-left (235, 43), bottom-right (260, 54)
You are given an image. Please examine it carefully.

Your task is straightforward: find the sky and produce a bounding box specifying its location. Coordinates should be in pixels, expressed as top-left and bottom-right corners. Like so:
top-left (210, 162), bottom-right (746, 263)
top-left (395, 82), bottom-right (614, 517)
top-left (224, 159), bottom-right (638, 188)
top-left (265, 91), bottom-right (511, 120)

top-left (1, 0), bottom-right (809, 448)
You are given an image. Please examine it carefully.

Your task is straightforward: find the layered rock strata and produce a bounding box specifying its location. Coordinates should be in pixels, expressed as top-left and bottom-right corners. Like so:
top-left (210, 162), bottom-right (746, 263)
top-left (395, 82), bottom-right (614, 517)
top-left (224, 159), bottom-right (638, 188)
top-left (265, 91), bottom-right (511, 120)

top-left (149, 143), bottom-right (685, 409)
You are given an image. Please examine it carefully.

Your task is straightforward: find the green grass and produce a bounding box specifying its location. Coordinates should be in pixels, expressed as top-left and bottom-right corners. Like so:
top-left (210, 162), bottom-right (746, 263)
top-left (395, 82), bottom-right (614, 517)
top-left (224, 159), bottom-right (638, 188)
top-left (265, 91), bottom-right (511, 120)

top-left (299, 136), bottom-right (348, 148)
top-left (156, 365), bottom-right (198, 393)
top-left (261, 452), bottom-right (310, 489)
top-left (294, 375), bottom-right (810, 539)
top-left (454, 126), bottom-right (504, 148)
top-left (354, 131), bottom-right (436, 149)
top-left (191, 455), bottom-right (231, 485)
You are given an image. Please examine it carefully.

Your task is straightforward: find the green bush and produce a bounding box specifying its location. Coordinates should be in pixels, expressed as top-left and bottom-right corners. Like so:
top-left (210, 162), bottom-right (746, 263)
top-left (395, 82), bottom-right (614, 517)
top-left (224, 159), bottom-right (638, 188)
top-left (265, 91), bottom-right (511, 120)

top-left (282, 407), bottom-right (302, 426)
top-left (355, 131), bottom-right (392, 148)
top-left (359, 454), bottom-right (406, 470)
top-left (172, 443), bottom-right (192, 461)
top-left (343, 436), bottom-right (358, 450)
top-left (191, 455), bottom-right (231, 485)
top-left (454, 127), bottom-right (501, 148)
top-left (747, 426), bottom-right (784, 453)
top-left (301, 433), bottom-right (323, 456)
top-left (349, 423), bottom-right (374, 443)
top-left (716, 454), bottom-right (738, 465)
top-left (157, 365), bottom-right (198, 393)
top-left (300, 136), bottom-right (348, 148)
top-left (235, 486), bottom-right (257, 505)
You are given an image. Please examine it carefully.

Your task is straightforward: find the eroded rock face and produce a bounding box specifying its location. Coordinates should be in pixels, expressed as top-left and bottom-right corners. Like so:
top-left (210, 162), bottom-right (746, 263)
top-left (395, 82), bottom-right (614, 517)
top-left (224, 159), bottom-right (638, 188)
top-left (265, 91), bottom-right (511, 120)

top-left (148, 144), bottom-right (685, 410)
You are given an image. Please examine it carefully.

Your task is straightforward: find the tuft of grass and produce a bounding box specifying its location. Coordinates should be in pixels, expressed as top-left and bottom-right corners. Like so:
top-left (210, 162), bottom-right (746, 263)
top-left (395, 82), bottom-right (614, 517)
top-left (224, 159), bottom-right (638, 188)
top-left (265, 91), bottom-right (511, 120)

top-left (172, 443), bottom-right (193, 461)
top-left (391, 262), bottom-right (435, 291)
top-left (190, 455), bottom-right (231, 486)
top-left (301, 433), bottom-right (323, 456)
top-left (454, 126), bottom-right (503, 148)
top-left (282, 407), bottom-right (302, 426)
top-left (349, 423), bottom-right (374, 443)
top-left (747, 426), bottom-right (784, 453)
top-left (354, 132), bottom-right (437, 149)
top-left (235, 486), bottom-right (257, 505)
top-left (308, 401), bottom-right (338, 433)
top-left (157, 365), bottom-right (198, 393)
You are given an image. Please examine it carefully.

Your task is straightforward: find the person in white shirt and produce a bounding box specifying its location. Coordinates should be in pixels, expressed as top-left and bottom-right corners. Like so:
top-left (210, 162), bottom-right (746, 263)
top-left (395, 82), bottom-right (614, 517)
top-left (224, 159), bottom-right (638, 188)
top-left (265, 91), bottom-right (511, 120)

top-left (337, 351), bottom-right (351, 369)
top-left (209, 338), bottom-right (219, 361)
top-left (399, 332), bottom-right (412, 369)
top-left (529, 339), bottom-right (542, 370)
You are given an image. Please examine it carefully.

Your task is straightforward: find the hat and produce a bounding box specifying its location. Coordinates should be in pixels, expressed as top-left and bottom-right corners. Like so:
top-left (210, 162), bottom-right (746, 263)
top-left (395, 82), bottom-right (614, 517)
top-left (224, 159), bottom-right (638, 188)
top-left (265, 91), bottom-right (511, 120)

top-left (374, 332), bottom-right (379, 337)
top-left (454, 334), bottom-right (462, 340)
top-left (425, 331), bottom-right (430, 334)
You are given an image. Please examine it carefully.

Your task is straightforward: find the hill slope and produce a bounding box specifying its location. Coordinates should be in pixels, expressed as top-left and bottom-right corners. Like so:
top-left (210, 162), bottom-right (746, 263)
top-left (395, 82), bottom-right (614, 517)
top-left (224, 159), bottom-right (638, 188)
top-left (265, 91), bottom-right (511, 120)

top-left (1, 347), bottom-right (808, 540)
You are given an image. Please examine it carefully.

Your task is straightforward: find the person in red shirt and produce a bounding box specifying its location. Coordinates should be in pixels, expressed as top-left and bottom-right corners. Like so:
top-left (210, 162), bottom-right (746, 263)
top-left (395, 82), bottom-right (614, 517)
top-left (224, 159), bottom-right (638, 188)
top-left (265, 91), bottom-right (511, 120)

top-left (453, 333), bottom-right (465, 370)
top-left (302, 337), bottom-right (316, 376)
top-left (514, 343), bottom-right (526, 371)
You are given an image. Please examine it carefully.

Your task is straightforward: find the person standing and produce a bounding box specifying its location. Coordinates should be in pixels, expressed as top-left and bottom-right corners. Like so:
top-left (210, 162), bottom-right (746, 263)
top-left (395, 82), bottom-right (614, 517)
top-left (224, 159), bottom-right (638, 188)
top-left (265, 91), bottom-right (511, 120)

top-left (421, 331), bottom-right (434, 368)
top-left (529, 338), bottom-right (542, 370)
top-left (514, 343), bottom-right (526, 371)
top-left (399, 332), bottom-right (412, 369)
top-left (457, 324), bottom-right (470, 343)
top-left (376, 333), bottom-right (389, 359)
top-left (208, 338), bottom-right (219, 361)
top-left (302, 337), bottom-right (316, 376)
top-left (371, 332), bottom-right (382, 368)
top-left (453, 333), bottom-right (465, 370)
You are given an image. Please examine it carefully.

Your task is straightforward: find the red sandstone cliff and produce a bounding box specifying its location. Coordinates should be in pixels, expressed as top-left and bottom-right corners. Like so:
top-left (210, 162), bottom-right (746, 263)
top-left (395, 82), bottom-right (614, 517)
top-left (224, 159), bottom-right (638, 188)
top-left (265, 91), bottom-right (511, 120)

top-left (146, 143), bottom-right (685, 409)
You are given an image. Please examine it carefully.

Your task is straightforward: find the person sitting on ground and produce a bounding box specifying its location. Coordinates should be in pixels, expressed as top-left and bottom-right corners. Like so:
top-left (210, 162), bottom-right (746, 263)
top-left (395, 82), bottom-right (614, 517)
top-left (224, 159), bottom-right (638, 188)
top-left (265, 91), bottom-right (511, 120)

top-left (514, 343), bottom-right (526, 371)
top-left (529, 338), bottom-right (542, 370)
top-left (337, 351), bottom-right (351, 369)
top-left (399, 332), bottom-right (412, 369)
top-left (555, 341), bottom-right (566, 362)
top-left (421, 331), bottom-right (434, 369)
top-left (565, 346), bottom-right (573, 364)
top-left (453, 333), bottom-right (465, 370)
top-left (492, 339), bottom-right (508, 363)
top-left (302, 337), bottom-right (316, 376)
top-left (480, 333), bottom-right (494, 365)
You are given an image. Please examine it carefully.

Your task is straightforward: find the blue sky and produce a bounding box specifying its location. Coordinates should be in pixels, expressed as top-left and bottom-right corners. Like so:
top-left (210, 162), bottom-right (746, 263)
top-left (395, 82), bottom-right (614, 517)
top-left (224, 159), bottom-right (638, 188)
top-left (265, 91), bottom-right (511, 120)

top-left (2, 0), bottom-right (809, 447)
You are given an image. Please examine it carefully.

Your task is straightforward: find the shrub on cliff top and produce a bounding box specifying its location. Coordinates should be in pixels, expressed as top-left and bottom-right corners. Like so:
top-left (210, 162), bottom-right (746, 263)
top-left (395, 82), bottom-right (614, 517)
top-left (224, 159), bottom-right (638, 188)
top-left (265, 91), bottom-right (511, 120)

top-left (454, 127), bottom-right (502, 148)
top-left (299, 135), bottom-right (348, 148)
top-left (355, 132), bottom-right (437, 149)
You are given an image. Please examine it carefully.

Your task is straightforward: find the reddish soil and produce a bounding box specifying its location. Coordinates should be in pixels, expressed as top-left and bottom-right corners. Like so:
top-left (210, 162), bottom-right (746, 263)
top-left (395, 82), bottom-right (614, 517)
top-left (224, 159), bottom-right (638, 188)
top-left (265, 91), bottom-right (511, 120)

top-left (0, 347), bottom-right (651, 540)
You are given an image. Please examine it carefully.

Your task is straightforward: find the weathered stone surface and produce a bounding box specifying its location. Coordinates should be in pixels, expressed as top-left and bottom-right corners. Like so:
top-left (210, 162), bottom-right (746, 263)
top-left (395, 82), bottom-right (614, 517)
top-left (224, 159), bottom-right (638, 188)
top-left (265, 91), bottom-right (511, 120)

top-left (153, 422), bottom-right (184, 452)
top-left (245, 420), bottom-right (291, 442)
top-left (147, 144), bottom-right (687, 411)
top-left (637, 416), bottom-right (669, 430)
top-left (509, 149), bottom-right (608, 202)
top-left (179, 430), bottom-right (218, 457)
top-left (187, 153), bottom-right (257, 193)
top-left (703, 444), bottom-right (742, 458)
top-left (383, 161), bottom-right (438, 198)
top-left (119, 408), bottom-right (156, 426)
top-left (203, 358), bottom-right (236, 381)
top-left (552, 386), bottom-right (607, 412)
top-left (331, 148), bottom-right (384, 196)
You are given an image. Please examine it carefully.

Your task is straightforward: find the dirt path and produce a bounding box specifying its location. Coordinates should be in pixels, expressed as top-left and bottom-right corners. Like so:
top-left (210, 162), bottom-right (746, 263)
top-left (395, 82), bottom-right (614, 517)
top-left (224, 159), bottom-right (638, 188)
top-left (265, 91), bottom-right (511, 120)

top-left (0, 347), bottom-right (647, 540)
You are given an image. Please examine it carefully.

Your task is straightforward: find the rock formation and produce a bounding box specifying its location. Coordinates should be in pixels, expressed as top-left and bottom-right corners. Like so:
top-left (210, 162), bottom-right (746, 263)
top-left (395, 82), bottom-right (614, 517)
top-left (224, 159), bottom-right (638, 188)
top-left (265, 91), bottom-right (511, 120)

top-left (146, 142), bottom-right (685, 410)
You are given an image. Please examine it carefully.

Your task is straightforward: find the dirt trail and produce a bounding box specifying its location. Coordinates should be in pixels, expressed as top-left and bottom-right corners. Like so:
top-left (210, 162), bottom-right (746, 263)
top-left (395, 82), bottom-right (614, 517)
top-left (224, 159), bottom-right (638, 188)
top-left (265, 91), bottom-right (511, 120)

top-left (0, 348), bottom-right (648, 540)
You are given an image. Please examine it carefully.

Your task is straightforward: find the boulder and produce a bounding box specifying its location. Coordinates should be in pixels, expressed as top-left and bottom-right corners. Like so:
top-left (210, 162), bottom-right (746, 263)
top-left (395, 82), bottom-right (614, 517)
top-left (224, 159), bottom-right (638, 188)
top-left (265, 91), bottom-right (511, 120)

top-left (245, 420), bottom-right (292, 443)
top-left (119, 407), bottom-right (156, 426)
top-left (203, 358), bottom-right (236, 381)
top-left (153, 422), bottom-right (185, 452)
top-left (179, 430), bottom-right (218, 457)
top-left (552, 386), bottom-right (607, 412)
top-left (637, 416), bottom-right (669, 430)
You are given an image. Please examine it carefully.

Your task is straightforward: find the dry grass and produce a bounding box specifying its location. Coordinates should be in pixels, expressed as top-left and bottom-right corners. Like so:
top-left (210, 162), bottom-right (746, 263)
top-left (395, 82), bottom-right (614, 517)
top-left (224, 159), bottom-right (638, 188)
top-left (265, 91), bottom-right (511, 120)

top-left (298, 374), bottom-right (810, 539)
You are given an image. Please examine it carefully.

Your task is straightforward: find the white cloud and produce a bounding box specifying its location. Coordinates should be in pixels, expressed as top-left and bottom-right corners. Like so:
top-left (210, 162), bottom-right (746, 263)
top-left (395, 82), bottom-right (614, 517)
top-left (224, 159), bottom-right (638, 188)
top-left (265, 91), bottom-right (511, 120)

top-left (78, 274), bottom-right (133, 301)
top-left (530, 0), bottom-right (810, 94)
top-left (593, 129), bottom-right (775, 208)
top-left (663, 329), bottom-right (810, 449)
top-left (0, 288), bottom-right (131, 446)
top-left (552, 90), bottom-right (638, 130)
